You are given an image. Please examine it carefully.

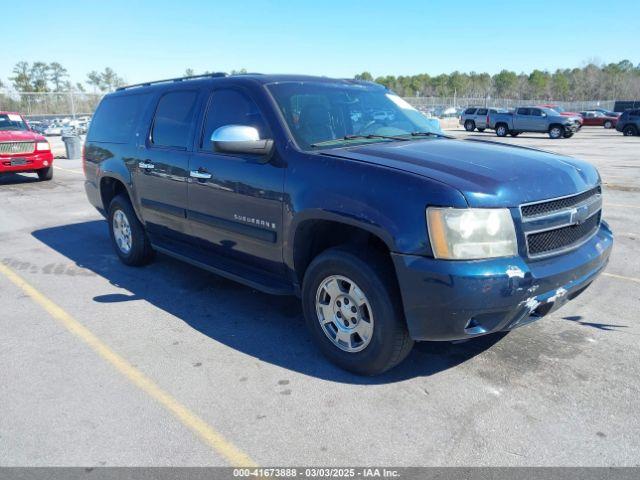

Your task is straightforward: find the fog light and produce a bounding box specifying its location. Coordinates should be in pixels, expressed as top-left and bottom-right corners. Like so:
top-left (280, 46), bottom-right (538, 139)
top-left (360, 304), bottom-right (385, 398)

top-left (43, 161), bottom-right (49, 166)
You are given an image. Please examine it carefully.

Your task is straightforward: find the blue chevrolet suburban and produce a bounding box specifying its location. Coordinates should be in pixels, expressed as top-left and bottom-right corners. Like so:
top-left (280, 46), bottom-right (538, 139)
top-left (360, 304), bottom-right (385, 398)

top-left (83, 73), bottom-right (613, 375)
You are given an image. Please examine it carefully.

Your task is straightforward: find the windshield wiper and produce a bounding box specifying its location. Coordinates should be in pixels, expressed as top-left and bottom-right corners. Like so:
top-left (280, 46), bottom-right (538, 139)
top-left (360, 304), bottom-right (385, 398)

top-left (410, 131), bottom-right (448, 138)
top-left (310, 134), bottom-right (409, 148)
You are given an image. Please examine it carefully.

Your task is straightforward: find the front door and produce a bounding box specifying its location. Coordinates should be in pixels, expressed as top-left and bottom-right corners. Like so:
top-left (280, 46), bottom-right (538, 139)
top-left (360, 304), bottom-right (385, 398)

top-left (187, 88), bottom-right (285, 276)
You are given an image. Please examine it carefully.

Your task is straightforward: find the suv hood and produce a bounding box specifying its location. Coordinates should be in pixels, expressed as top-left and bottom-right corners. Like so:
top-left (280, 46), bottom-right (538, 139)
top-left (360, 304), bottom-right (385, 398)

top-left (322, 138), bottom-right (600, 208)
top-left (0, 129), bottom-right (43, 143)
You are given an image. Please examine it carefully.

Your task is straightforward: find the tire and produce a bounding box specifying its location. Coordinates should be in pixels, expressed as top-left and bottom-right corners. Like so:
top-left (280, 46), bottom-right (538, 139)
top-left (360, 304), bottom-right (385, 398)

top-left (509, 132), bottom-right (519, 137)
top-left (108, 194), bottom-right (155, 266)
top-left (302, 247), bottom-right (413, 375)
top-left (495, 124), bottom-right (508, 137)
top-left (477, 128), bottom-right (485, 132)
top-left (464, 120), bottom-right (475, 132)
top-left (623, 125), bottom-right (638, 136)
top-left (604, 120), bottom-right (612, 129)
top-left (549, 125), bottom-right (564, 139)
top-left (37, 166), bottom-right (53, 181)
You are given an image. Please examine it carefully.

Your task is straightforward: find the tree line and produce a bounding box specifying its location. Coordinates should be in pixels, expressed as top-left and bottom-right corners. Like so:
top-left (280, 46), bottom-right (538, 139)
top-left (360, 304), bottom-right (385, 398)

top-left (1, 61), bottom-right (125, 93)
top-left (355, 60), bottom-right (640, 100)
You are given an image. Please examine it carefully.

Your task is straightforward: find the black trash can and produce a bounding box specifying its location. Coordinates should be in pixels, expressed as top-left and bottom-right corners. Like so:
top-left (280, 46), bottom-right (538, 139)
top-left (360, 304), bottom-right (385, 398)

top-left (62, 134), bottom-right (83, 160)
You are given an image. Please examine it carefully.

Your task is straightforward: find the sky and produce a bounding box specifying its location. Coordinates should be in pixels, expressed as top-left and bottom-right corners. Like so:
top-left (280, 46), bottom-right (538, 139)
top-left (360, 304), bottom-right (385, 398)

top-left (2, 0), bottom-right (638, 87)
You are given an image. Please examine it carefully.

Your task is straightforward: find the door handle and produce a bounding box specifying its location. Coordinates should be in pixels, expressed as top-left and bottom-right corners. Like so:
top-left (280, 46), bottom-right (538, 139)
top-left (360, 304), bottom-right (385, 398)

top-left (190, 169), bottom-right (212, 180)
top-left (138, 161), bottom-right (155, 170)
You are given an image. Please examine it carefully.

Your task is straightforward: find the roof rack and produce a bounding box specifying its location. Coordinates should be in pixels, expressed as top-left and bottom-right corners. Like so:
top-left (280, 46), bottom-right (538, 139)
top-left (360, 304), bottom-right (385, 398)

top-left (116, 72), bottom-right (228, 91)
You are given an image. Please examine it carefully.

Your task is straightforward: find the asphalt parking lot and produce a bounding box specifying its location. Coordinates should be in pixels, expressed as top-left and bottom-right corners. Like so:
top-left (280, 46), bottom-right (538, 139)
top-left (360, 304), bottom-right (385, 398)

top-left (1, 127), bottom-right (639, 467)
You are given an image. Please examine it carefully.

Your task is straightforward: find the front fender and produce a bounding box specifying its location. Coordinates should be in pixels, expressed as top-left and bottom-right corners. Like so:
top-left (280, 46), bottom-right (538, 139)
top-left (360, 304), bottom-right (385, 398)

top-left (282, 151), bottom-right (468, 271)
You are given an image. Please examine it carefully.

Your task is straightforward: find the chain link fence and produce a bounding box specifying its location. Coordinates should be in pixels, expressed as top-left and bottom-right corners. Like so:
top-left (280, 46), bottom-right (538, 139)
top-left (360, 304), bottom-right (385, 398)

top-left (0, 89), bottom-right (617, 120)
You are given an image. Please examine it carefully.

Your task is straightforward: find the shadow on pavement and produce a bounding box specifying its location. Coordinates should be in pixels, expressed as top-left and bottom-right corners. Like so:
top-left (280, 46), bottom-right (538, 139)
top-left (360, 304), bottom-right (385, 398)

top-left (32, 220), bottom-right (507, 384)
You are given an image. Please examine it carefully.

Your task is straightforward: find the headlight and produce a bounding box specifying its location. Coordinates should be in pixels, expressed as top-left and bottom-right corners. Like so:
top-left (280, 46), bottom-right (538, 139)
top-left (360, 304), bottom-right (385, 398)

top-left (427, 207), bottom-right (518, 259)
top-left (36, 142), bottom-right (50, 151)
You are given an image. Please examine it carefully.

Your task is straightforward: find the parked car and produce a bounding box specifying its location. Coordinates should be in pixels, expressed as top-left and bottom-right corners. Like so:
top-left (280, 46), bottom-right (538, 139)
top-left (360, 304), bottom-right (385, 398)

top-left (613, 100), bottom-right (640, 113)
top-left (538, 104), bottom-right (584, 125)
top-left (27, 120), bottom-right (47, 134)
top-left (44, 124), bottom-right (63, 136)
top-left (489, 106), bottom-right (581, 138)
top-left (615, 109), bottom-right (640, 136)
top-left (460, 107), bottom-right (508, 132)
top-left (83, 74), bottom-right (612, 375)
top-left (0, 111), bottom-right (54, 181)
top-left (579, 111), bottom-right (618, 129)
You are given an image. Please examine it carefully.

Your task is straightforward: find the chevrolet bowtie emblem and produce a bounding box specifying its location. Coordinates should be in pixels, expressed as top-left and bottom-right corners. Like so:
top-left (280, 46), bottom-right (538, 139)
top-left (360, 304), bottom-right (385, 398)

top-left (570, 204), bottom-right (590, 225)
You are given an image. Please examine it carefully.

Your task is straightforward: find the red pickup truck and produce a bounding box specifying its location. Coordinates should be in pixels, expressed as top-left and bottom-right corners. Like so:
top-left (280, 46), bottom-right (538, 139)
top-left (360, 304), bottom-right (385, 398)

top-left (538, 104), bottom-right (584, 125)
top-left (0, 111), bottom-right (54, 181)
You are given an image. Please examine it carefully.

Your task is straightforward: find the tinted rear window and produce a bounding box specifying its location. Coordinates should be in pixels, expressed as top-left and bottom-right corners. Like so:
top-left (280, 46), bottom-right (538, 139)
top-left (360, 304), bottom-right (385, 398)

top-left (464, 108), bottom-right (477, 114)
top-left (88, 93), bottom-right (150, 143)
top-left (476, 108), bottom-right (488, 115)
top-left (151, 90), bottom-right (199, 149)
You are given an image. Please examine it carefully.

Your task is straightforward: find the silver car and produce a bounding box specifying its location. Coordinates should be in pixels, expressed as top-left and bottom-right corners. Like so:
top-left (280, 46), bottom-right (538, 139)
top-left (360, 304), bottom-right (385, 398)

top-left (460, 107), bottom-right (508, 132)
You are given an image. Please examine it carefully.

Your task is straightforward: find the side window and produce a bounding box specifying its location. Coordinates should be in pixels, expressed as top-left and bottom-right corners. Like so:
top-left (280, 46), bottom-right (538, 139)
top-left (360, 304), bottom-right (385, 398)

top-left (151, 90), bottom-right (198, 149)
top-left (464, 108), bottom-right (477, 115)
top-left (530, 108), bottom-right (542, 116)
top-left (88, 93), bottom-right (151, 143)
top-left (516, 108), bottom-right (530, 115)
top-left (476, 108), bottom-right (488, 115)
top-left (200, 89), bottom-right (268, 149)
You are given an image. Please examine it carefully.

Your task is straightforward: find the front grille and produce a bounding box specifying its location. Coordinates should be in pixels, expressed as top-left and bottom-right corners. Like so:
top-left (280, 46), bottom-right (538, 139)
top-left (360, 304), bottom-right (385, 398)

top-left (527, 212), bottom-right (600, 255)
top-left (521, 187), bottom-right (601, 218)
top-left (0, 142), bottom-right (35, 155)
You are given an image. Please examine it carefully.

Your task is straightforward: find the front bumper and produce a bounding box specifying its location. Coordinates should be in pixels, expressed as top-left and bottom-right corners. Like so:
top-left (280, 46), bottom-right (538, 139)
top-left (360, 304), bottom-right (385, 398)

top-left (0, 152), bottom-right (54, 173)
top-left (391, 221), bottom-right (613, 341)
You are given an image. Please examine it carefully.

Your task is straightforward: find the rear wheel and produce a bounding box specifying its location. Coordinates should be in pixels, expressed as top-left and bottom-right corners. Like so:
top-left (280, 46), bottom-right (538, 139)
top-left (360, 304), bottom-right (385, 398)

top-left (37, 166), bottom-right (53, 181)
top-left (604, 120), bottom-right (613, 129)
top-left (549, 125), bottom-right (564, 139)
top-left (108, 194), bottom-right (155, 266)
top-left (464, 120), bottom-right (475, 132)
top-left (302, 248), bottom-right (413, 375)
top-left (623, 125), bottom-right (638, 136)
top-left (495, 124), bottom-right (508, 137)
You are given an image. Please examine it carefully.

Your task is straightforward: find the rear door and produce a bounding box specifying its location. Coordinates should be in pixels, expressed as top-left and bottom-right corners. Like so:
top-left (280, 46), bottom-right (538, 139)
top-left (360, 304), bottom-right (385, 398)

top-left (186, 87), bottom-right (286, 276)
top-left (528, 108), bottom-right (547, 131)
top-left (475, 108), bottom-right (488, 127)
top-left (513, 108), bottom-right (531, 130)
top-left (132, 89), bottom-right (200, 244)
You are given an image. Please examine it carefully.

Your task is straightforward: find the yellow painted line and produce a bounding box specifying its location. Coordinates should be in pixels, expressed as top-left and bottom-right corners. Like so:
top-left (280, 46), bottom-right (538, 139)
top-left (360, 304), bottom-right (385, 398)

top-left (0, 262), bottom-right (257, 467)
top-left (606, 203), bottom-right (640, 210)
top-left (603, 272), bottom-right (640, 285)
top-left (54, 166), bottom-right (83, 174)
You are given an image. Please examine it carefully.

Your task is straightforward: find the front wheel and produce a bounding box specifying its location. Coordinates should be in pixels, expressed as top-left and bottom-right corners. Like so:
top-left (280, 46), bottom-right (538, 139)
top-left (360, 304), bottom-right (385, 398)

top-left (302, 248), bottom-right (413, 375)
top-left (549, 125), bottom-right (564, 139)
top-left (108, 194), bottom-right (155, 266)
top-left (464, 120), bottom-right (475, 132)
top-left (623, 125), bottom-right (638, 136)
top-left (37, 166), bottom-right (53, 181)
top-left (604, 120), bottom-right (613, 129)
top-left (495, 124), bottom-right (508, 137)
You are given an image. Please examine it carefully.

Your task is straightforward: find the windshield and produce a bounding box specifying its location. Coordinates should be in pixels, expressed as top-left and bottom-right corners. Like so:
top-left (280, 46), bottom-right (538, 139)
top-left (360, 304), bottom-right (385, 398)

top-left (552, 105), bottom-right (565, 113)
top-left (267, 82), bottom-right (442, 150)
top-left (0, 113), bottom-right (29, 131)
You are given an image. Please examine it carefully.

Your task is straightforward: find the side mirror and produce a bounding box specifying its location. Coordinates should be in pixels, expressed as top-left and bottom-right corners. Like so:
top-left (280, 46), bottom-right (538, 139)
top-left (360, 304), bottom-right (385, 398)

top-left (211, 125), bottom-right (274, 159)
